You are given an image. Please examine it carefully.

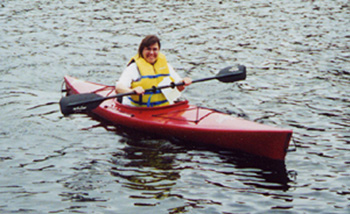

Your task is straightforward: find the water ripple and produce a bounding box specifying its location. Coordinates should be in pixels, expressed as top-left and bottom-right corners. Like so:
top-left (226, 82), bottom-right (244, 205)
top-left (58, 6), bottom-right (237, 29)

top-left (1, 0), bottom-right (350, 213)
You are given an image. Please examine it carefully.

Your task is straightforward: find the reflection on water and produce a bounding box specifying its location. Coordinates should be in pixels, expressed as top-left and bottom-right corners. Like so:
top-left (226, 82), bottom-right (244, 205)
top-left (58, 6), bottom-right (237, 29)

top-left (1, 0), bottom-right (349, 213)
top-left (110, 137), bottom-right (184, 207)
top-left (109, 132), bottom-right (295, 210)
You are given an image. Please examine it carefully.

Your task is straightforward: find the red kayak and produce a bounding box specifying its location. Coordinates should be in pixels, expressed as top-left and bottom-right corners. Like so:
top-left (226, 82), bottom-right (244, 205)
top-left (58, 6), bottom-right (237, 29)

top-left (62, 75), bottom-right (292, 161)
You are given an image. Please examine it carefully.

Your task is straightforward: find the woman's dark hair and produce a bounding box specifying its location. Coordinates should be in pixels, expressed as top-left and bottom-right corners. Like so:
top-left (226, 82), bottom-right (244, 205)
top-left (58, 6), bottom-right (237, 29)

top-left (138, 35), bottom-right (161, 57)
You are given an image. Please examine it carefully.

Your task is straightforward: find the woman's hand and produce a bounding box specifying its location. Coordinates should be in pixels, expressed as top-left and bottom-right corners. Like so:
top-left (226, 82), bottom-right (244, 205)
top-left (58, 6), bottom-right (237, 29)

top-left (182, 77), bottom-right (192, 86)
top-left (177, 77), bottom-right (192, 91)
top-left (116, 83), bottom-right (144, 94)
top-left (133, 86), bottom-right (145, 95)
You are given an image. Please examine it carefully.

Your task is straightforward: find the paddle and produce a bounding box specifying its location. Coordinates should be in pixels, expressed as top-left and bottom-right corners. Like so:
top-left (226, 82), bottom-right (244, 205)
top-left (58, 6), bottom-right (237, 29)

top-left (59, 65), bottom-right (246, 116)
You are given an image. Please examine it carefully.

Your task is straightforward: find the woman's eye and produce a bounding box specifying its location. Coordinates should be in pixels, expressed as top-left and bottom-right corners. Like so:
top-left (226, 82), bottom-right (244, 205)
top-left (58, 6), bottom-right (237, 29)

top-left (146, 48), bottom-right (158, 51)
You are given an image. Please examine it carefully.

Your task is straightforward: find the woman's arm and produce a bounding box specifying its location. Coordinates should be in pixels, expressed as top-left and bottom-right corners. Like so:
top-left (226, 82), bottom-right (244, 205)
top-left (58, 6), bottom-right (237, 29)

top-left (168, 64), bottom-right (192, 91)
top-left (116, 83), bottom-right (144, 94)
top-left (115, 64), bottom-right (145, 95)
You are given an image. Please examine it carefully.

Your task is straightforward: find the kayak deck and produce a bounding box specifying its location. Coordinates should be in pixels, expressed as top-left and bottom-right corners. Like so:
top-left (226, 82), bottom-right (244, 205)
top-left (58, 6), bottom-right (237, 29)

top-left (63, 76), bottom-right (293, 161)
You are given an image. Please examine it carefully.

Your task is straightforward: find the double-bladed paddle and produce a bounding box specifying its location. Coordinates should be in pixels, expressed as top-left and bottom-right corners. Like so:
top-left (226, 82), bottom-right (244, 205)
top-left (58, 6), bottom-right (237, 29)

top-left (59, 65), bottom-right (246, 116)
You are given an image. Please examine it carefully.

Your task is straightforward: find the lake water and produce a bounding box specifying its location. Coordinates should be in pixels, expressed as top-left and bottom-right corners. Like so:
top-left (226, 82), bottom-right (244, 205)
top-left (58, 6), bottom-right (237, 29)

top-left (1, 0), bottom-right (349, 213)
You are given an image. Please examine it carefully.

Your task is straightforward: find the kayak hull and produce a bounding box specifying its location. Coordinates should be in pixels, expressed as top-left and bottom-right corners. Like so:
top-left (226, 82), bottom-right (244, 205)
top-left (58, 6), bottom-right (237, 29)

top-left (63, 76), bottom-right (292, 161)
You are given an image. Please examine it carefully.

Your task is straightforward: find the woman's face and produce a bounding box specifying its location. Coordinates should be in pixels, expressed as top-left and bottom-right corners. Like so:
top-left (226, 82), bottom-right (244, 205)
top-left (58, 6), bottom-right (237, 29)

top-left (142, 43), bottom-right (159, 64)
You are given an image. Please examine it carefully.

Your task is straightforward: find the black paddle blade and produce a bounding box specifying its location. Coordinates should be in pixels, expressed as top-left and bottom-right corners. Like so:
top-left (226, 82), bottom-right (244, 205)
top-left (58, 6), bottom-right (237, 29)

top-left (59, 93), bottom-right (103, 116)
top-left (217, 65), bottom-right (247, 83)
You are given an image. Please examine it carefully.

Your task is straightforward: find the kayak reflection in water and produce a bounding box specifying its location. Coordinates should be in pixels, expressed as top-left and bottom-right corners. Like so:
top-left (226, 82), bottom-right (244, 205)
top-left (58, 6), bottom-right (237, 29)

top-left (115, 35), bottom-right (192, 107)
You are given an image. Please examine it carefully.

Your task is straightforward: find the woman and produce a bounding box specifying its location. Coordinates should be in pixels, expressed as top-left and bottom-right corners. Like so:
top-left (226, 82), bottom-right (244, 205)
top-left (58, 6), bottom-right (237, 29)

top-left (116, 35), bottom-right (192, 107)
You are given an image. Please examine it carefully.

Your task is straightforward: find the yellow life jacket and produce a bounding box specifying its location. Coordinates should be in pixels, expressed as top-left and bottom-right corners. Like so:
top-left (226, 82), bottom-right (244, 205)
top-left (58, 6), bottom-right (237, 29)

top-left (128, 53), bottom-right (174, 107)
